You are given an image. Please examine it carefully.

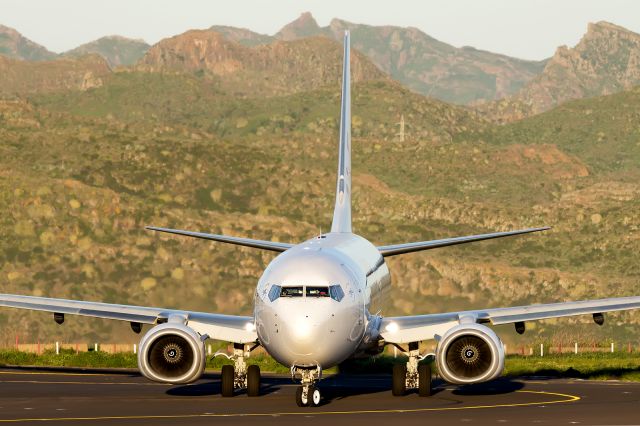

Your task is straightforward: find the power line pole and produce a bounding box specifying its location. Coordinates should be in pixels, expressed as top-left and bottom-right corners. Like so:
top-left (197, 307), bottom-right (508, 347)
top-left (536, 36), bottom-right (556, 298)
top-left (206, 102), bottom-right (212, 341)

top-left (395, 114), bottom-right (406, 142)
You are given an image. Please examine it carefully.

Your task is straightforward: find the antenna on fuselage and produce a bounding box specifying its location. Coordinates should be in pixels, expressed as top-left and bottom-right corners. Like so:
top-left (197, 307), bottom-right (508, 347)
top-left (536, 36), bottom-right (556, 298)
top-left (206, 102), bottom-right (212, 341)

top-left (330, 31), bottom-right (352, 234)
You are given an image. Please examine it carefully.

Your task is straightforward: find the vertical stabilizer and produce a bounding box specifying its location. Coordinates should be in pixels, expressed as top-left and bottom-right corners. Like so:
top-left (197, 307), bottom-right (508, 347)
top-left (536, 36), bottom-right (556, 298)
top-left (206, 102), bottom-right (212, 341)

top-left (330, 31), bottom-right (352, 233)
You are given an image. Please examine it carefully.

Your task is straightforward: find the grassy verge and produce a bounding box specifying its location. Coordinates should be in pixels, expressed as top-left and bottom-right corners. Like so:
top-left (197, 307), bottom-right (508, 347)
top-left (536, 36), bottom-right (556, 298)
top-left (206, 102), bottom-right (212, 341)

top-left (504, 352), bottom-right (640, 381)
top-left (0, 349), bottom-right (308, 374)
top-left (1, 350), bottom-right (640, 380)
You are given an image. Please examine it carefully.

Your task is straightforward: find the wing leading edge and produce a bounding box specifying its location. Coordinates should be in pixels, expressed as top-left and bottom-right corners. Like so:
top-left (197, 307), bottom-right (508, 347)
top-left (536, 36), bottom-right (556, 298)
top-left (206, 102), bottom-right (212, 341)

top-left (381, 296), bottom-right (640, 344)
top-left (0, 294), bottom-right (257, 344)
top-left (377, 227), bottom-right (550, 257)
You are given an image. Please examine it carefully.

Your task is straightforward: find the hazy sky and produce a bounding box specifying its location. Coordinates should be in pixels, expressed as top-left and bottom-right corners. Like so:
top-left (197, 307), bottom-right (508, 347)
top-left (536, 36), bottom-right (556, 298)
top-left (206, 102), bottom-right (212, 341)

top-left (2, 0), bottom-right (639, 60)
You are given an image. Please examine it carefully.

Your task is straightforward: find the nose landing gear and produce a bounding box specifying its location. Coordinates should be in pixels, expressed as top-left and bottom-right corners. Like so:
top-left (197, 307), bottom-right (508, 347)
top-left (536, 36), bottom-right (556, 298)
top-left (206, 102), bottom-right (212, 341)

top-left (295, 385), bottom-right (321, 407)
top-left (292, 365), bottom-right (322, 407)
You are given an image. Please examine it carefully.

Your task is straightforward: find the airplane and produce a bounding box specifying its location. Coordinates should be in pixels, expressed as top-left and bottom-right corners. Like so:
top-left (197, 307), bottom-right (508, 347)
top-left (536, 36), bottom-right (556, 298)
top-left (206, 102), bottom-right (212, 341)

top-left (2, 31), bottom-right (640, 408)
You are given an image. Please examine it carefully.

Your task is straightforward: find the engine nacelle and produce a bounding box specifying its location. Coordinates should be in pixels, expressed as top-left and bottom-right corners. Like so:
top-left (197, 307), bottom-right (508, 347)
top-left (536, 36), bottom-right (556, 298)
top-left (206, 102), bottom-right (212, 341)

top-left (137, 323), bottom-right (206, 384)
top-left (436, 323), bottom-right (504, 385)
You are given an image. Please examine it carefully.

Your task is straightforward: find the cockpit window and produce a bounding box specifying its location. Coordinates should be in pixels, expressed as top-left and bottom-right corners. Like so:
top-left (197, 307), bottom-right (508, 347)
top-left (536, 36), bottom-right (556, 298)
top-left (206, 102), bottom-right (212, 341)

top-left (329, 285), bottom-right (345, 302)
top-left (280, 286), bottom-right (304, 297)
top-left (306, 286), bottom-right (329, 297)
top-left (269, 285), bottom-right (343, 300)
top-left (268, 285), bottom-right (281, 302)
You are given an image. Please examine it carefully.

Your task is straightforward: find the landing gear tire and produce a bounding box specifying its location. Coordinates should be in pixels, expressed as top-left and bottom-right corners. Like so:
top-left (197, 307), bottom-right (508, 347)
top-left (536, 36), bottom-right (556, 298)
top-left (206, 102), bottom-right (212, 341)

top-left (309, 385), bottom-right (321, 407)
top-left (392, 364), bottom-right (407, 396)
top-left (221, 364), bottom-right (235, 397)
top-left (296, 386), bottom-right (309, 407)
top-left (418, 363), bottom-right (432, 397)
top-left (247, 365), bottom-right (261, 397)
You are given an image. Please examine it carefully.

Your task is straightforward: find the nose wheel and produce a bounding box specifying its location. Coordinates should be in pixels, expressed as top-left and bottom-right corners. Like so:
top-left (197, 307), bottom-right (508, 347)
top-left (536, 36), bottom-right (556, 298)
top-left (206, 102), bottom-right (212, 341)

top-left (296, 385), bottom-right (321, 407)
top-left (292, 365), bottom-right (322, 407)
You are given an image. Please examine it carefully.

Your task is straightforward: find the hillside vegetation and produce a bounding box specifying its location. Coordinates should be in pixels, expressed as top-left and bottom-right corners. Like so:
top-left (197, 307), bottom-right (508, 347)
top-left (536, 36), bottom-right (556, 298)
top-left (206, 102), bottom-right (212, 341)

top-left (0, 34), bottom-right (638, 349)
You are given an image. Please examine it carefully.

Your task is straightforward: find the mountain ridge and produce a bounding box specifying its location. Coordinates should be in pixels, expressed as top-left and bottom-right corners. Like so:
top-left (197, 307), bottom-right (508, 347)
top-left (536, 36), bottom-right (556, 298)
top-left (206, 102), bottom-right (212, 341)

top-left (63, 35), bottom-right (150, 67)
top-left (0, 24), bottom-right (57, 61)
top-left (478, 21), bottom-right (640, 122)
top-left (212, 12), bottom-right (547, 104)
top-left (4, 16), bottom-right (639, 112)
top-left (135, 29), bottom-right (388, 97)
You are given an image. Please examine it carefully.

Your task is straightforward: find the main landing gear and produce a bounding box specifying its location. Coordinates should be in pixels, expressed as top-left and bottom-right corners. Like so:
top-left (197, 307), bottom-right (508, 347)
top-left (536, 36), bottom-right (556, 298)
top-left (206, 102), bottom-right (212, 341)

top-left (391, 342), bottom-right (433, 397)
top-left (217, 343), bottom-right (261, 397)
top-left (293, 366), bottom-right (322, 407)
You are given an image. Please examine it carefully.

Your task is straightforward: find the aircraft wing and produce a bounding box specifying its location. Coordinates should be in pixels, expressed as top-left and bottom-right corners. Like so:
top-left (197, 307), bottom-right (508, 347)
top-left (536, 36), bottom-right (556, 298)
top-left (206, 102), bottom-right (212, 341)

top-left (146, 226), bottom-right (293, 253)
top-left (380, 296), bottom-right (640, 344)
top-left (0, 294), bottom-right (257, 344)
top-left (377, 227), bottom-right (550, 257)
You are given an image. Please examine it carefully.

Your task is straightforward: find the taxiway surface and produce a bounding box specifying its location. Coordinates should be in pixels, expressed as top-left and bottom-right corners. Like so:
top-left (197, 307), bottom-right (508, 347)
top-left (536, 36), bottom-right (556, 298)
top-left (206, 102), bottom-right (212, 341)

top-left (0, 367), bottom-right (639, 425)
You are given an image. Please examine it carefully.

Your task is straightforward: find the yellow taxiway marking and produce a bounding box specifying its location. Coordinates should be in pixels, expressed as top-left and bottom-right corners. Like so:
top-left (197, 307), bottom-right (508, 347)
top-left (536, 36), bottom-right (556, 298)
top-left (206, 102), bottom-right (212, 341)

top-left (0, 390), bottom-right (580, 423)
top-left (0, 380), bottom-right (167, 387)
top-left (0, 371), bottom-right (119, 377)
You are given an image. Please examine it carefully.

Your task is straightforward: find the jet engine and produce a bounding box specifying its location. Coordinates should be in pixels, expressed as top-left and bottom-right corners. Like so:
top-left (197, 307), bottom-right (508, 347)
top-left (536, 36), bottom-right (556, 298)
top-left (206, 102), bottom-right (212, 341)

top-left (436, 323), bottom-right (504, 384)
top-left (137, 322), bottom-right (206, 384)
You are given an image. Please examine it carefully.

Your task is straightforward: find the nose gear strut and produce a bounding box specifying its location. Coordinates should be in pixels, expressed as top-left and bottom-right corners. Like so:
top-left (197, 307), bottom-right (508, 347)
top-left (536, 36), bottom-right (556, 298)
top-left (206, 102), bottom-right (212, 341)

top-left (291, 365), bottom-right (322, 407)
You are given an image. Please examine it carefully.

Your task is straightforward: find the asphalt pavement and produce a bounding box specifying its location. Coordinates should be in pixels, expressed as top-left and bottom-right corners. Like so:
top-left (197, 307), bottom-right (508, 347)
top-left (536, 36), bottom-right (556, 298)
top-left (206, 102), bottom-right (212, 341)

top-left (0, 367), bottom-right (638, 425)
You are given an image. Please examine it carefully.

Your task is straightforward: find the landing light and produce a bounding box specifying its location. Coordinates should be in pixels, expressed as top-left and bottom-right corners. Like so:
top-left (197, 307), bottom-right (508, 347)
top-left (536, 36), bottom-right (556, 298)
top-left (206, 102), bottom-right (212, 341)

top-left (385, 322), bottom-right (399, 333)
top-left (293, 320), bottom-right (312, 339)
top-left (245, 322), bottom-right (256, 332)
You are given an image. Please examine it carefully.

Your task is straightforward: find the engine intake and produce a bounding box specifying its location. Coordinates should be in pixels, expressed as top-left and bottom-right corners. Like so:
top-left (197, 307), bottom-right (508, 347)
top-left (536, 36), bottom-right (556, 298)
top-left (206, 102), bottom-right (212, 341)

top-left (436, 323), bottom-right (504, 384)
top-left (138, 323), bottom-right (206, 384)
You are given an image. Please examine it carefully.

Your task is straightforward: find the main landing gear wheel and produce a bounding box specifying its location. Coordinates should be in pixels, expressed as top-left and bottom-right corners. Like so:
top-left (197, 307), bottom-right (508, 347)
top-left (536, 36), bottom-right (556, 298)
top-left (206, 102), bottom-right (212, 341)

top-left (392, 364), bottom-right (407, 396)
top-left (418, 363), bottom-right (432, 397)
top-left (247, 364), bottom-right (261, 397)
top-left (221, 364), bottom-right (235, 397)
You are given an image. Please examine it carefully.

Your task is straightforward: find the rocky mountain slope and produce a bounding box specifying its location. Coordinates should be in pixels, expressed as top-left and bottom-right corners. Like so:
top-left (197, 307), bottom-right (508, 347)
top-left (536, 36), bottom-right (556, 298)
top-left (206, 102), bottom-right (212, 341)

top-left (0, 25), bottom-right (148, 69)
top-left (209, 25), bottom-right (275, 47)
top-left (214, 12), bottom-right (546, 104)
top-left (63, 36), bottom-right (150, 67)
top-left (0, 54), bottom-right (111, 95)
top-left (480, 21), bottom-right (640, 122)
top-left (6, 16), bottom-right (638, 115)
top-left (0, 24), bottom-right (57, 61)
top-left (135, 29), bottom-right (387, 96)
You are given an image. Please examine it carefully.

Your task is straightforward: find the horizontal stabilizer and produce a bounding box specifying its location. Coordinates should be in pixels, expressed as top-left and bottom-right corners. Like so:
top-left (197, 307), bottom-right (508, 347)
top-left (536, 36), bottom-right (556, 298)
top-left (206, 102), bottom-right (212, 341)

top-left (377, 227), bottom-right (550, 257)
top-left (146, 226), bottom-right (293, 252)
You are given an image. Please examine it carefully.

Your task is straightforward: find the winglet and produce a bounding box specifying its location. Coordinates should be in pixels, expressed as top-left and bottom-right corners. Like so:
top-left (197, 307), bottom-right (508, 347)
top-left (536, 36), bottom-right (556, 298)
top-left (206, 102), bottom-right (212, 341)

top-left (330, 31), bottom-right (352, 233)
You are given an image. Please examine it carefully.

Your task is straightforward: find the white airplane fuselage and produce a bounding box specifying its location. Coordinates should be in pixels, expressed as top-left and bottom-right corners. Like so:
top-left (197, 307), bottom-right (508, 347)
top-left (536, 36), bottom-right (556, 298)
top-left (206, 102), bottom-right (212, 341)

top-left (254, 232), bottom-right (390, 369)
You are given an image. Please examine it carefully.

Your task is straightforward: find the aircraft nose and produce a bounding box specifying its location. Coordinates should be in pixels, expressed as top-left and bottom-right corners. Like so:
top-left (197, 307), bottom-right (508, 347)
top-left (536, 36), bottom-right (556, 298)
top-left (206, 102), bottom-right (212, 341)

top-left (280, 306), bottom-right (330, 359)
top-left (290, 314), bottom-right (319, 343)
